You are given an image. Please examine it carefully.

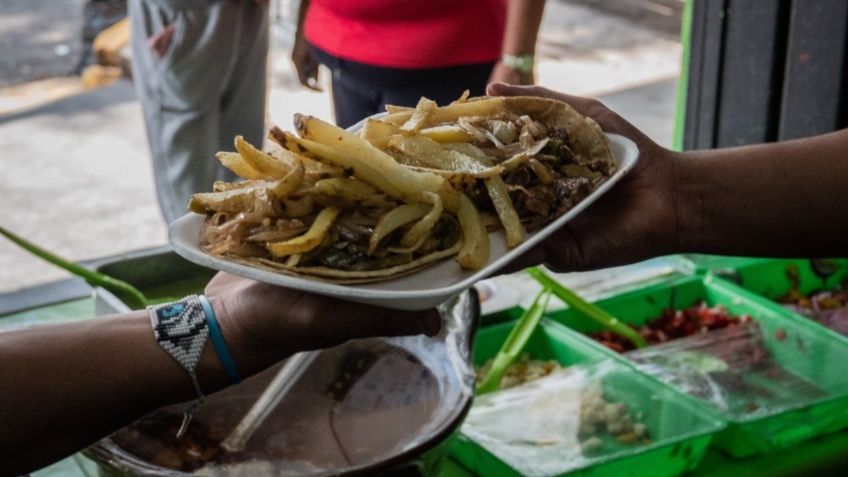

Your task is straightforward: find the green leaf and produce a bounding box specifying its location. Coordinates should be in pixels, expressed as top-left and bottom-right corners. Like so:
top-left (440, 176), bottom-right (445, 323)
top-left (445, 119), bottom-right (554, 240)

top-left (526, 267), bottom-right (647, 349)
top-left (477, 288), bottom-right (552, 395)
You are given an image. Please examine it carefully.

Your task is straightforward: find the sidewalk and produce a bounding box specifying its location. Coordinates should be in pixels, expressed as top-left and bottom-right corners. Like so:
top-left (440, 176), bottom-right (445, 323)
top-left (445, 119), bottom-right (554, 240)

top-left (0, 0), bottom-right (682, 294)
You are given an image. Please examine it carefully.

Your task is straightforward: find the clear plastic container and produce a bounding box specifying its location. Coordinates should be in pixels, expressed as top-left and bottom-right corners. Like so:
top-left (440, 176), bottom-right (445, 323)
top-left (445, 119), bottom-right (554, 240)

top-left (719, 258), bottom-right (848, 342)
top-left (451, 359), bottom-right (723, 477)
top-left (548, 275), bottom-right (848, 457)
top-left (451, 319), bottom-right (723, 476)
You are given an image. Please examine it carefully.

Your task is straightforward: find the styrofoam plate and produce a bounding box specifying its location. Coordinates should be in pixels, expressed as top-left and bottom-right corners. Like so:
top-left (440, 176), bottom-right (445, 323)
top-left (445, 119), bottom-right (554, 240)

top-left (170, 133), bottom-right (639, 310)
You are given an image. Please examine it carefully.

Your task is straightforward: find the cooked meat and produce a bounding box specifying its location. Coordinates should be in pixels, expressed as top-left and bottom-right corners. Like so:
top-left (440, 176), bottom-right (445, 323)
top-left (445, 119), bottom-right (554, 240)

top-left (510, 175), bottom-right (592, 231)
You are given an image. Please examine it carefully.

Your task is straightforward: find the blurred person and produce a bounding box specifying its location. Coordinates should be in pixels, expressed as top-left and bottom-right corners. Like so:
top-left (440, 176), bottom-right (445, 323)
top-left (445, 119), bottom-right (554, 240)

top-left (292, 0), bottom-right (546, 128)
top-left (487, 83), bottom-right (847, 271)
top-left (129, 0), bottom-right (270, 224)
top-left (1, 273), bottom-right (440, 475)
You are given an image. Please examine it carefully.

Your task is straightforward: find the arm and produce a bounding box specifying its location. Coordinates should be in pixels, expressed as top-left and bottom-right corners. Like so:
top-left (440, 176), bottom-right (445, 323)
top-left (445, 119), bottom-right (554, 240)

top-left (490, 0), bottom-right (547, 85)
top-left (487, 83), bottom-right (848, 271)
top-left (292, 0), bottom-right (320, 90)
top-left (0, 273), bottom-right (438, 475)
top-left (677, 132), bottom-right (848, 256)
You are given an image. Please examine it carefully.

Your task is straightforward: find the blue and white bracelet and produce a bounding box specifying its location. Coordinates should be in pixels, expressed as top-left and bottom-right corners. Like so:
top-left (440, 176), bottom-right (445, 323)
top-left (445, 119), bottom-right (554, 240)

top-left (147, 294), bottom-right (241, 437)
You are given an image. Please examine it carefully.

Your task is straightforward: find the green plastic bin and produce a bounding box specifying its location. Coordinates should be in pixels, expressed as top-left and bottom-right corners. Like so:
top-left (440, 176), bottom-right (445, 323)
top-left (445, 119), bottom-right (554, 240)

top-left (546, 275), bottom-right (848, 457)
top-left (451, 319), bottom-right (723, 476)
top-left (720, 258), bottom-right (848, 343)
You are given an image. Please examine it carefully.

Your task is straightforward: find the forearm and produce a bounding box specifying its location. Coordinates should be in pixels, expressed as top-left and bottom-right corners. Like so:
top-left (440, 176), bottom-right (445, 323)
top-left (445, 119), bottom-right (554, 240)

top-left (296, 0), bottom-right (310, 32)
top-left (675, 129), bottom-right (848, 256)
top-left (501, 0), bottom-right (546, 56)
top-left (0, 308), bottom-right (271, 475)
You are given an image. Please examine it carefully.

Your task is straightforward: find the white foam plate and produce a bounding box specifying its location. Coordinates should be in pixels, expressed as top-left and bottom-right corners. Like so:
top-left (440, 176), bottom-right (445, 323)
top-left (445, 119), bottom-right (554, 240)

top-left (170, 133), bottom-right (638, 310)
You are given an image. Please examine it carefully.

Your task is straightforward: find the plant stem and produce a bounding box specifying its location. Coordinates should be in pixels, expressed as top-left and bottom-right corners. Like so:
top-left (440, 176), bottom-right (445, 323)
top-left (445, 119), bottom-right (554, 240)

top-left (0, 225), bottom-right (149, 310)
top-left (527, 267), bottom-right (647, 349)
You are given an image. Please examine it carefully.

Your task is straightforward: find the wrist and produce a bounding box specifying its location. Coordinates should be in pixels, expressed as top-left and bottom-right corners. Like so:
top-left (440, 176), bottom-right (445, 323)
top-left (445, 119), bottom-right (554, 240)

top-left (671, 151), bottom-right (711, 253)
top-left (207, 295), bottom-right (280, 377)
top-left (499, 53), bottom-right (534, 75)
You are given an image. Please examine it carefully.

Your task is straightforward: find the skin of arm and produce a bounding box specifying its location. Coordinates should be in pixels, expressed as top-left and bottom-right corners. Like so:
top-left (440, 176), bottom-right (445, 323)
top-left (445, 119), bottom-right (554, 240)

top-left (0, 273), bottom-right (439, 475)
top-left (487, 83), bottom-right (848, 271)
top-left (489, 0), bottom-right (547, 85)
top-left (291, 0), bottom-right (320, 90)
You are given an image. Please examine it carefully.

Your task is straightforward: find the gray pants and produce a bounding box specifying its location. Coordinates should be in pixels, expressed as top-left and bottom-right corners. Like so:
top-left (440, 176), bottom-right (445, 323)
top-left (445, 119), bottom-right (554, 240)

top-left (129, 0), bottom-right (269, 224)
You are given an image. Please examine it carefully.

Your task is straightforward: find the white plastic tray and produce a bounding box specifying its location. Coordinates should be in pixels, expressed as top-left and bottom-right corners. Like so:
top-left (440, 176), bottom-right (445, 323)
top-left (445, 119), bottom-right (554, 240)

top-left (170, 133), bottom-right (638, 310)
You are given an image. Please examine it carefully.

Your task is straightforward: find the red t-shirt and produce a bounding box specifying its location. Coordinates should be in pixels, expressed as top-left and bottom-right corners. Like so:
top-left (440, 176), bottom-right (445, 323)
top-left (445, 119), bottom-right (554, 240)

top-left (304, 0), bottom-right (507, 69)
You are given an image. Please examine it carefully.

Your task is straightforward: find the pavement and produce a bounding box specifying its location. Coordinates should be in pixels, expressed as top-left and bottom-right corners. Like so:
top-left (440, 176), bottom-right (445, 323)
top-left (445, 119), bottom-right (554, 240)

top-left (0, 0), bottom-right (682, 295)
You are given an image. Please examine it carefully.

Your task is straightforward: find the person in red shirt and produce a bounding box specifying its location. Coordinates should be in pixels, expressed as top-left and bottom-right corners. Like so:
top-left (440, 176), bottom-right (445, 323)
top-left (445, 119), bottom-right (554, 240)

top-left (292, 0), bottom-right (546, 127)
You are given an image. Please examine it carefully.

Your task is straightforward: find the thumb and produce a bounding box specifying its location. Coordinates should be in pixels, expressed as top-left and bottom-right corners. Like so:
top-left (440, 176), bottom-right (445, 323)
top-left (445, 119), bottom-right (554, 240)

top-left (487, 82), bottom-right (543, 97)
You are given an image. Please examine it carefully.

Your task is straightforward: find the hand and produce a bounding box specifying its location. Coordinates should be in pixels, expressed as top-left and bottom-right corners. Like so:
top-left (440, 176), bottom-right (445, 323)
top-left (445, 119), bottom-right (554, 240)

top-left (487, 82), bottom-right (682, 272)
top-left (204, 273), bottom-right (440, 372)
top-left (291, 30), bottom-right (321, 91)
top-left (147, 24), bottom-right (175, 59)
top-left (488, 62), bottom-right (534, 86)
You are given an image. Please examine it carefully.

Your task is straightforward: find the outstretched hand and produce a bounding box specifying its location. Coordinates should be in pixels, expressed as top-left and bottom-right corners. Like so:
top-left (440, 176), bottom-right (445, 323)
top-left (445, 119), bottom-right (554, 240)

top-left (205, 273), bottom-right (441, 373)
top-left (487, 83), bottom-right (682, 273)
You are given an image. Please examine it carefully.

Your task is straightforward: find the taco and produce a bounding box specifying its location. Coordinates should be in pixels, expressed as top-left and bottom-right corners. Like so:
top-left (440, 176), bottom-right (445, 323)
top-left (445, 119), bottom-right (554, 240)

top-left (189, 95), bottom-right (615, 283)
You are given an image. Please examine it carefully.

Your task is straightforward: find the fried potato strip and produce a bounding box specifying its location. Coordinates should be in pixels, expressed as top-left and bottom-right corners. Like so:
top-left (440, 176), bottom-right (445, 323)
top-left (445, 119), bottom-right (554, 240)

top-left (484, 176), bottom-right (526, 247)
top-left (294, 114), bottom-right (459, 210)
top-left (369, 203), bottom-right (431, 254)
top-left (361, 118), bottom-right (401, 148)
top-left (216, 152), bottom-right (264, 180)
top-left (400, 192), bottom-right (443, 247)
top-left (383, 97), bottom-right (506, 128)
top-left (456, 193), bottom-right (489, 270)
top-left (267, 206), bottom-right (341, 256)
top-left (234, 135), bottom-right (292, 179)
top-left (313, 177), bottom-right (379, 202)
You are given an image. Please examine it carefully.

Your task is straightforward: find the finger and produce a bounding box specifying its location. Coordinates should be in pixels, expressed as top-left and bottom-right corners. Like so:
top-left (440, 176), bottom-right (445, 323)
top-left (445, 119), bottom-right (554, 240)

top-left (333, 304), bottom-right (442, 342)
top-left (497, 243), bottom-right (548, 275)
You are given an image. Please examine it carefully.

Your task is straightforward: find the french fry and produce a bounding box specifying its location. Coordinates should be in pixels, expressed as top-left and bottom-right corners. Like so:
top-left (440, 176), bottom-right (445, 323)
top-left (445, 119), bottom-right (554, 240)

top-left (216, 152), bottom-right (265, 180)
top-left (456, 193), bottom-right (489, 270)
top-left (383, 97), bottom-right (506, 128)
top-left (294, 114), bottom-right (458, 210)
top-left (401, 97), bottom-right (437, 133)
top-left (399, 192), bottom-right (443, 247)
top-left (385, 104), bottom-right (414, 114)
top-left (189, 187), bottom-right (280, 216)
top-left (387, 135), bottom-right (497, 176)
top-left (314, 177), bottom-right (379, 202)
top-left (484, 175), bottom-right (525, 247)
top-left (281, 194), bottom-right (314, 217)
top-left (361, 119), bottom-right (401, 148)
top-left (369, 203), bottom-right (431, 254)
top-left (270, 160), bottom-right (304, 199)
top-left (267, 206), bottom-right (341, 256)
top-left (234, 135), bottom-right (291, 179)
top-left (269, 126), bottom-right (303, 153)
top-left (213, 180), bottom-right (258, 192)
top-left (387, 234), bottom-right (428, 254)
top-left (419, 125), bottom-right (474, 143)
top-left (285, 254), bottom-right (301, 267)
top-left (291, 134), bottom-right (403, 198)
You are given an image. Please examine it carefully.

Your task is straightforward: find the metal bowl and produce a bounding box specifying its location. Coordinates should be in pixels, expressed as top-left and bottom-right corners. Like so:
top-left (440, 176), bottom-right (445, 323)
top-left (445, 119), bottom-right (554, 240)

top-left (86, 291), bottom-right (478, 476)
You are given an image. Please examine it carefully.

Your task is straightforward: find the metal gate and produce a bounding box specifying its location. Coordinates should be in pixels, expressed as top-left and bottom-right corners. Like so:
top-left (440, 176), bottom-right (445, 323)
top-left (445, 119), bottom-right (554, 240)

top-left (683, 0), bottom-right (848, 149)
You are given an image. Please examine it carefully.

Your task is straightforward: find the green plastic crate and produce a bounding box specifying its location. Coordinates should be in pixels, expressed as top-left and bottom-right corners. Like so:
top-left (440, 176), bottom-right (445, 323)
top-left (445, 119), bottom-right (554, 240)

top-left (546, 275), bottom-right (848, 457)
top-left (451, 319), bottom-right (723, 476)
top-left (471, 318), bottom-right (610, 368)
top-left (720, 258), bottom-right (848, 343)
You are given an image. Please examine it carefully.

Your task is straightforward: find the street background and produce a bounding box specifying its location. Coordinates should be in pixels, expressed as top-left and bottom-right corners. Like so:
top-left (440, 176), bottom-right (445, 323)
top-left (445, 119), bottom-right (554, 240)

top-left (0, 0), bottom-right (683, 293)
